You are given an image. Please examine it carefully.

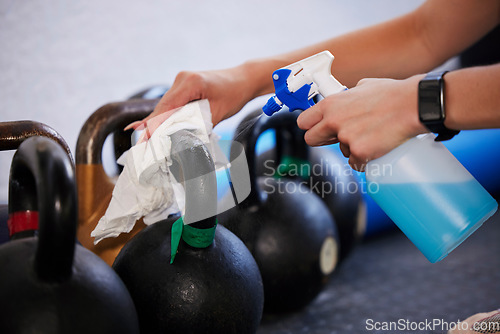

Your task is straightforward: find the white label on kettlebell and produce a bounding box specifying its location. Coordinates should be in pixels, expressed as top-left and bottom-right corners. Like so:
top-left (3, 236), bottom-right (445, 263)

top-left (319, 236), bottom-right (338, 275)
top-left (356, 201), bottom-right (367, 238)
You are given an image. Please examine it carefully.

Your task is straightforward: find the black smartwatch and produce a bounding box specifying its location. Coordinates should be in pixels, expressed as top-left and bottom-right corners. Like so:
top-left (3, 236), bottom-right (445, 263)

top-left (418, 71), bottom-right (460, 141)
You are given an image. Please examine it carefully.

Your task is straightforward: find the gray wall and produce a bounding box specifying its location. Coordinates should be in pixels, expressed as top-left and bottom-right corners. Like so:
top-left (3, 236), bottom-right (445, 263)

top-left (0, 0), bottom-right (425, 202)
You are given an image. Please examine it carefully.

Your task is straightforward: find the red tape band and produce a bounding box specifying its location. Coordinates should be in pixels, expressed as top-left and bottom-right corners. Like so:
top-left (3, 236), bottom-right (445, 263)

top-left (7, 211), bottom-right (39, 237)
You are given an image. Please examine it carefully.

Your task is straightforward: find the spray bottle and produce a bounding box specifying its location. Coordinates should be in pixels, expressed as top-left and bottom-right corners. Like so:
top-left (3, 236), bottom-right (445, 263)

top-left (262, 51), bottom-right (498, 263)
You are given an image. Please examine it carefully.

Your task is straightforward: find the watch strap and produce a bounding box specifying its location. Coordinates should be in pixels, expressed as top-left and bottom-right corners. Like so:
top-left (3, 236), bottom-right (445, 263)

top-left (418, 71), bottom-right (460, 141)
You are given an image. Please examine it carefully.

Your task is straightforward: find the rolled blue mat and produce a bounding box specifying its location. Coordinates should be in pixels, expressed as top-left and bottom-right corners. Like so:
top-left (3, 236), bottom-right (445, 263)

top-left (442, 129), bottom-right (500, 194)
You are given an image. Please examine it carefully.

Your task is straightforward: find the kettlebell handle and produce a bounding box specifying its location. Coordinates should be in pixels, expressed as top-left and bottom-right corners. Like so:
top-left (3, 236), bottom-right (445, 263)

top-left (76, 99), bottom-right (160, 165)
top-left (0, 121), bottom-right (73, 235)
top-left (269, 111), bottom-right (309, 171)
top-left (170, 130), bottom-right (217, 228)
top-left (113, 86), bottom-right (170, 167)
top-left (75, 99), bottom-right (160, 266)
top-left (0, 121), bottom-right (73, 165)
top-left (9, 137), bottom-right (77, 282)
top-left (231, 110), bottom-right (309, 207)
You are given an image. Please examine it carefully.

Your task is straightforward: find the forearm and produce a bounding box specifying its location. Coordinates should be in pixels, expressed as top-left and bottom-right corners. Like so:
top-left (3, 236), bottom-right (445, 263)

top-left (332, 0), bottom-right (500, 85)
top-left (240, 11), bottom-right (428, 99)
top-left (445, 63), bottom-right (500, 130)
top-left (240, 0), bottom-right (500, 100)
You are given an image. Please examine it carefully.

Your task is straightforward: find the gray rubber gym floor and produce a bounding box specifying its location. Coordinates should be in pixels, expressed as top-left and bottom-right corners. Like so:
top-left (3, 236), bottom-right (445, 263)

top-left (257, 203), bottom-right (500, 334)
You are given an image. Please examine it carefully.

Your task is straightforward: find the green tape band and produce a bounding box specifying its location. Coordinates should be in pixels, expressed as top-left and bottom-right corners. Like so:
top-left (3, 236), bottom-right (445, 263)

top-left (275, 155), bottom-right (311, 179)
top-left (182, 221), bottom-right (218, 248)
top-left (170, 216), bottom-right (217, 264)
top-left (170, 217), bottom-right (183, 264)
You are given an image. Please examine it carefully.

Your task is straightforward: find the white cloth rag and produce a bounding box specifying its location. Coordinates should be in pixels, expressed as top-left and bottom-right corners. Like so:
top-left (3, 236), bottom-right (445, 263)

top-left (91, 99), bottom-right (227, 244)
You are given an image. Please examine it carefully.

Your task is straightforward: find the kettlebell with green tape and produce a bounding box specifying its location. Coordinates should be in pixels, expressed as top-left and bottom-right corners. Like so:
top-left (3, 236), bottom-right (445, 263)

top-left (113, 130), bottom-right (264, 334)
top-left (256, 110), bottom-right (365, 261)
top-left (218, 110), bottom-right (340, 313)
top-left (0, 136), bottom-right (139, 334)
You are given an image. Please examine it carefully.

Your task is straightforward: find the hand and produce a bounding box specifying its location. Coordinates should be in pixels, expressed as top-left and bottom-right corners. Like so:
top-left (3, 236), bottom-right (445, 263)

top-left (297, 75), bottom-right (428, 171)
top-left (126, 65), bottom-right (256, 134)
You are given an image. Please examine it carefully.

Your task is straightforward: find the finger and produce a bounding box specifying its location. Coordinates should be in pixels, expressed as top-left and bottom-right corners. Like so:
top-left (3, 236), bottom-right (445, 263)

top-left (296, 105), bottom-right (323, 130)
top-left (304, 132), bottom-right (338, 146)
top-left (147, 107), bottom-right (179, 127)
top-left (128, 104), bottom-right (183, 143)
top-left (136, 125), bottom-right (152, 144)
top-left (355, 78), bottom-right (375, 87)
top-left (303, 120), bottom-right (338, 146)
top-left (124, 120), bottom-right (145, 131)
top-left (348, 156), bottom-right (366, 172)
top-left (339, 142), bottom-right (350, 158)
top-left (124, 108), bottom-right (160, 131)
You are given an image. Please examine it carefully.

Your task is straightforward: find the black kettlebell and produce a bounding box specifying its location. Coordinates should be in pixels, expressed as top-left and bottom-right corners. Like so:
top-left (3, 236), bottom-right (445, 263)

top-left (113, 130), bottom-right (264, 334)
top-left (0, 206), bottom-right (7, 243)
top-left (0, 136), bottom-right (139, 334)
top-left (218, 110), bottom-right (340, 313)
top-left (307, 146), bottom-right (365, 259)
top-left (255, 111), bottom-right (365, 261)
top-left (0, 120), bottom-right (74, 243)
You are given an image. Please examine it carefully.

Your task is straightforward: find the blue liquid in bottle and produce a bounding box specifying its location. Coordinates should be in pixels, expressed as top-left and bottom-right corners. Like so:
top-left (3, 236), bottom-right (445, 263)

top-left (368, 180), bottom-right (498, 262)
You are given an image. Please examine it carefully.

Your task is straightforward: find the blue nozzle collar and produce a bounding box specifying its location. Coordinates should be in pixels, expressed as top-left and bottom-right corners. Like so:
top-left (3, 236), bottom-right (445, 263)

top-left (262, 96), bottom-right (282, 116)
top-left (263, 68), bottom-right (315, 117)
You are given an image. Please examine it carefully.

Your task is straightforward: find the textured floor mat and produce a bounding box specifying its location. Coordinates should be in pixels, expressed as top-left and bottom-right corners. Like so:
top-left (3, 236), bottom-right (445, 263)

top-left (258, 205), bottom-right (500, 334)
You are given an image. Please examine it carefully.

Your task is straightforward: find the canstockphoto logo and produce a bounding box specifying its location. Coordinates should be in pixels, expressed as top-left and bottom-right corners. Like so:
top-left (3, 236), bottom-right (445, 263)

top-left (365, 317), bottom-right (500, 332)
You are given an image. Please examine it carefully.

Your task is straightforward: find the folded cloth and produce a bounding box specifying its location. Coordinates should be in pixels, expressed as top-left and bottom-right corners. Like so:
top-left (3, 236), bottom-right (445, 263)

top-left (91, 99), bottom-right (227, 244)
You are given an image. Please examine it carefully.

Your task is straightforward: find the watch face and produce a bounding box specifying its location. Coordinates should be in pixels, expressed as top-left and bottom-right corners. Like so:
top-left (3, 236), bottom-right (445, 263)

top-left (418, 79), bottom-right (445, 122)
